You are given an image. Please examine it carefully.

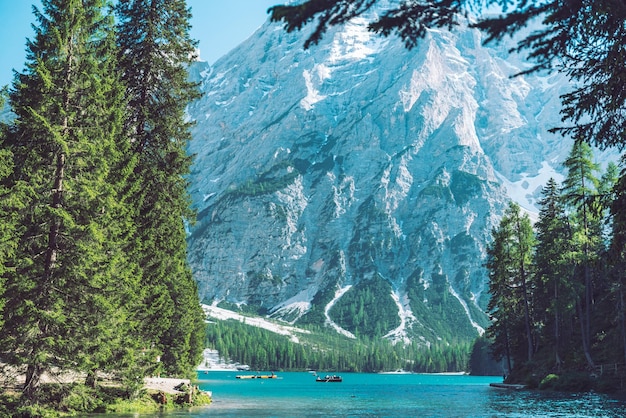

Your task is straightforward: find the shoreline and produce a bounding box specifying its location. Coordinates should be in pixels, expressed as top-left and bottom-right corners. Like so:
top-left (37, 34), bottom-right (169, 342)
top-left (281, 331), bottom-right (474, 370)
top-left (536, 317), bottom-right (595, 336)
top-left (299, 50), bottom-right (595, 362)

top-left (1, 363), bottom-right (198, 396)
top-left (143, 377), bottom-right (192, 394)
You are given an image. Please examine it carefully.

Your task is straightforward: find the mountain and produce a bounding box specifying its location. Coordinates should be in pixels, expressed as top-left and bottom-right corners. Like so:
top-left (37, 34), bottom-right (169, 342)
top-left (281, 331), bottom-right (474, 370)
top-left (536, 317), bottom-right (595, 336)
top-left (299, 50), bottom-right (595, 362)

top-left (185, 12), bottom-right (576, 345)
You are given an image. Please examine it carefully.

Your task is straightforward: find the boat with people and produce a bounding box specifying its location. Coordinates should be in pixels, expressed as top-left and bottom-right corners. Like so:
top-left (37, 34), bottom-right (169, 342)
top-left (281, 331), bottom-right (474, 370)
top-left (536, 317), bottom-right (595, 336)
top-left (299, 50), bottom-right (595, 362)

top-left (316, 374), bottom-right (342, 382)
top-left (236, 372), bottom-right (277, 379)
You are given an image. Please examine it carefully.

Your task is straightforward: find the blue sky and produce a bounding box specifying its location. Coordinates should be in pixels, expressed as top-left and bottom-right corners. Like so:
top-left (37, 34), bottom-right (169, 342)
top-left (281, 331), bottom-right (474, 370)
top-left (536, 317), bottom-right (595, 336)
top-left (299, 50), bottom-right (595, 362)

top-left (0, 0), bottom-right (281, 87)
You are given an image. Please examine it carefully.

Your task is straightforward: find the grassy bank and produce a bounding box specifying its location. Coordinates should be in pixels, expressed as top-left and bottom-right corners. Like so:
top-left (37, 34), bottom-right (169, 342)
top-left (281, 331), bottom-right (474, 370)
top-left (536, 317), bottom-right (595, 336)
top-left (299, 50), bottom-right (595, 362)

top-left (0, 382), bottom-right (211, 417)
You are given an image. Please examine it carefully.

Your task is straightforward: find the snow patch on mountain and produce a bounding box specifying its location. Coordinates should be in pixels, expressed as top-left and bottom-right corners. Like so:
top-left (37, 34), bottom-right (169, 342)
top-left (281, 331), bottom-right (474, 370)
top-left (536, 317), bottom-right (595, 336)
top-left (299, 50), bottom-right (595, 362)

top-left (301, 65), bottom-right (330, 110)
top-left (324, 286), bottom-right (356, 339)
top-left (449, 285), bottom-right (485, 336)
top-left (203, 303), bottom-right (310, 343)
top-left (328, 17), bottom-right (387, 64)
top-left (496, 160), bottom-right (565, 214)
top-left (270, 289), bottom-right (315, 324)
top-left (384, 290), bottom-right (416, 345)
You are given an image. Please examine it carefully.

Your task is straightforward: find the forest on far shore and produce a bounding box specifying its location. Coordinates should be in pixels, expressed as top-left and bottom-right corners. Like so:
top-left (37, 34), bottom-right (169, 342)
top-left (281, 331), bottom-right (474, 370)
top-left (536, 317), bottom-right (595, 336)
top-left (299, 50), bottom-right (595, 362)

top-left (205, 318), bottom-right (485, 374)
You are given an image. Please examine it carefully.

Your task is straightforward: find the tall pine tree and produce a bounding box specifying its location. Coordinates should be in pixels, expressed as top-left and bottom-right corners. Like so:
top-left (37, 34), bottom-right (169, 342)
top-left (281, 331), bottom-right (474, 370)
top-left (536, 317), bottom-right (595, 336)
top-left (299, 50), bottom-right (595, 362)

top-left (533, 178), bottom-right (575, 370)
top-left (609, 166), bottom-right (626, 365)
top-left (485, 219), bottom-right (516, 374)
top-left (0, 87), bottom-right (18, 333)
top-left (0, 0), bottom-right (139, 400)
top-left (486, 202), bottom-right (536, 371)
top-left (561, 139), bottom-right (602, 368)
top-left (115, 0), bottom-right (205, 377)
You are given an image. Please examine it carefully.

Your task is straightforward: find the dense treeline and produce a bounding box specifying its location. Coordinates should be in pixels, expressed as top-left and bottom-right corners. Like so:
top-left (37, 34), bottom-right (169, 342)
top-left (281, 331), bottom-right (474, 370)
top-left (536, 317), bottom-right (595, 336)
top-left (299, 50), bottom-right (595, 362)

top-left (0, 0), bottom-right (204, 409)
top-left (205, 319), bottom-right (471, 373)
top-left (329, 275), bottom-right (400, 339)
top-left (486, 140), bottom-right (626, 389)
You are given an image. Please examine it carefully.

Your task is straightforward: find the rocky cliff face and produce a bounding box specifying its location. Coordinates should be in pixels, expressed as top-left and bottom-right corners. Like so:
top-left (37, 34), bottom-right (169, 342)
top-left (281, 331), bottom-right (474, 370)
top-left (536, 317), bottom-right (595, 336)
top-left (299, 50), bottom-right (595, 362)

top-left (185, 13), bottom-right (573, 344)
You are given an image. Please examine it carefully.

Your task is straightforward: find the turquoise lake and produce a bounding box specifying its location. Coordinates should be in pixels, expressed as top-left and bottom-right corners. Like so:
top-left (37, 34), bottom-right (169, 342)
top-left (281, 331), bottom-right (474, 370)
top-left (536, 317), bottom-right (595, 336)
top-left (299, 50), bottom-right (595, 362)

top-left (109, 371), bottom-right (626, 417)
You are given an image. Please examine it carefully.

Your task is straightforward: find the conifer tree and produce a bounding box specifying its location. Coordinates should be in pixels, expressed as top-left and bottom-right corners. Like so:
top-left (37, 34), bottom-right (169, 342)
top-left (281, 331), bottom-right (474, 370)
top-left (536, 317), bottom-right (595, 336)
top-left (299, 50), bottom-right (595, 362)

top-left (533, 178), bottom-right (574, 369)
top-left (0, 0), bottom-right (138, 400)
top-left (486, 202), bottom-right (536, 370)
top-left (0, 88), bottom-right (16, 331)
top-left (609, 168), bottom-right (626, 365)
top-left (591, 163), bottom-right (619, 345)
top-left (561, 139), bottom-right (602, 368)
top-left (485, 209), bottom-right (516, 373)
top-left (115, 0), bottom-right (205, 377)
top-left (512, 204), bottom-right (536, 363)
top-left (596, 162), bottom-right (619, 237)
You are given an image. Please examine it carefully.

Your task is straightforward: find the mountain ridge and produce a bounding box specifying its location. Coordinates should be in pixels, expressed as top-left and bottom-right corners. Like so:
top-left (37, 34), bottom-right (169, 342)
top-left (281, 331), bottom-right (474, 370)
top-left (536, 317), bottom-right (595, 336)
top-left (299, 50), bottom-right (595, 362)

top-left (186, 15), bottom-right (582, 345)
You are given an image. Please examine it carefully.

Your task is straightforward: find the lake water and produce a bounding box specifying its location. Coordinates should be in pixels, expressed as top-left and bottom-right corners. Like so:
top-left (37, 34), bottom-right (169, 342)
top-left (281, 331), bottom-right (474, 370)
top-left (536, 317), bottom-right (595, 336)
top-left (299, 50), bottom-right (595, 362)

top-left (115, 371), bottom-right (626, 417)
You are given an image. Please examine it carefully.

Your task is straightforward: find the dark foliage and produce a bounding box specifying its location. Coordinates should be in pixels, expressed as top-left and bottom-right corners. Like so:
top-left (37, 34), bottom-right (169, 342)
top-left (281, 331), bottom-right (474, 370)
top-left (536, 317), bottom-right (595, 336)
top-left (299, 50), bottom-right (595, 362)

top-left (486, 144), bottom-right (626, 388)
top-left (0, 0), bottom-right (205, 407)
top-left (206, 318), bottom-right (471, 373)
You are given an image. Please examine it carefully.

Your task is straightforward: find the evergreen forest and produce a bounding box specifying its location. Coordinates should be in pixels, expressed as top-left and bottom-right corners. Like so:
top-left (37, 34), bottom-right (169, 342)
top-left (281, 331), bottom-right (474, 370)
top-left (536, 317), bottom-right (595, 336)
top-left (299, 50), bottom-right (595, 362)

top-left (486, 141), bottom-right (626, 391)
top-left (0, 0), bottom-right (206, 413)
top-left (205, 318), bottom-right (475, 374)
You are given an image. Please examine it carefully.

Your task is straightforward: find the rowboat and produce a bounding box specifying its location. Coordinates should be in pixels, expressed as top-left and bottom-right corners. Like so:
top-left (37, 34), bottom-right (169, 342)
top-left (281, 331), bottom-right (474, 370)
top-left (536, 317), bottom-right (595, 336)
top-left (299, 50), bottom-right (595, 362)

top-left (316, 375), bottom-right (342, 382)
top-left (236, 372), bottom-right (277, 379)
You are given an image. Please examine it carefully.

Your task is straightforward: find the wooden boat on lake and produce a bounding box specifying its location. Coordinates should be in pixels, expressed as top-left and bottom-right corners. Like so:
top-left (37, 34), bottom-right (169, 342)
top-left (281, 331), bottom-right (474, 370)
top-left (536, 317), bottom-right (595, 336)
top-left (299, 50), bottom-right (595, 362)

top-left (236, 372), bottom-right (277, 379)
top-left (316, 375), bottom-right (342, 382)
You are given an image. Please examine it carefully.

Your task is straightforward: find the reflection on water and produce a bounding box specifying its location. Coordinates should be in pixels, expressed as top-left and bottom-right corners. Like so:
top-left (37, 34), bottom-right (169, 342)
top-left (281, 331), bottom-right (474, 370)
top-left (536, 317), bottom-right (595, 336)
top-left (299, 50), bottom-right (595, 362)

top-left (486, 389), bottom-right (626, 418)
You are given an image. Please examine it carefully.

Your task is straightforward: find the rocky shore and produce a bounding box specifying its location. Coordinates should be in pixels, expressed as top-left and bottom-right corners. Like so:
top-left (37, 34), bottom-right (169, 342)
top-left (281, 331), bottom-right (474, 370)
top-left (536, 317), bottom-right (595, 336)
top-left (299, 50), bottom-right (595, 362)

top-left (1, 364), bottom-right (198, 396)
top-left (143, 377), bottom-right (191, 394)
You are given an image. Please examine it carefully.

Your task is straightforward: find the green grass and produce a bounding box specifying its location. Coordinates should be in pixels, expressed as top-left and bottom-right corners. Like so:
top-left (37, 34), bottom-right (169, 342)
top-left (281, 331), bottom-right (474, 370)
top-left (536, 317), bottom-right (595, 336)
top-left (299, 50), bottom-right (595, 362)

top-left (0, 382), bottom-right (211, 416)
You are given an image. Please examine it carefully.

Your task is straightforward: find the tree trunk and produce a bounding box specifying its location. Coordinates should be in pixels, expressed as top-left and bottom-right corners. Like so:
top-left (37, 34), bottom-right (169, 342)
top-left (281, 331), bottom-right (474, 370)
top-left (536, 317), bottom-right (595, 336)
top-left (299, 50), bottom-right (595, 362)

top-left (44, 152), bottom-right (65, 279)
top-left (522, 276), bottom-right (533, 362)
top-left (554, 280), bottom-right (562, 370)
top-left (44, 29), bottom-right (72, 282)
top-left (504, 322), bottom-right (512, 375)
top-left (517, 217), bottom-right (534, 362)
top-left (23, 362), bottom-right (42, 401)
top-left (85, 370), bottom-right (98, 388)
top-left (577, 301), bottom-right (594, 368)
top-left (584, 262), bottom-right (593, 364)
top-left (580, 164), bottom-right (594, 368)
top-left (618, 279), bottom-right (626, 364)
